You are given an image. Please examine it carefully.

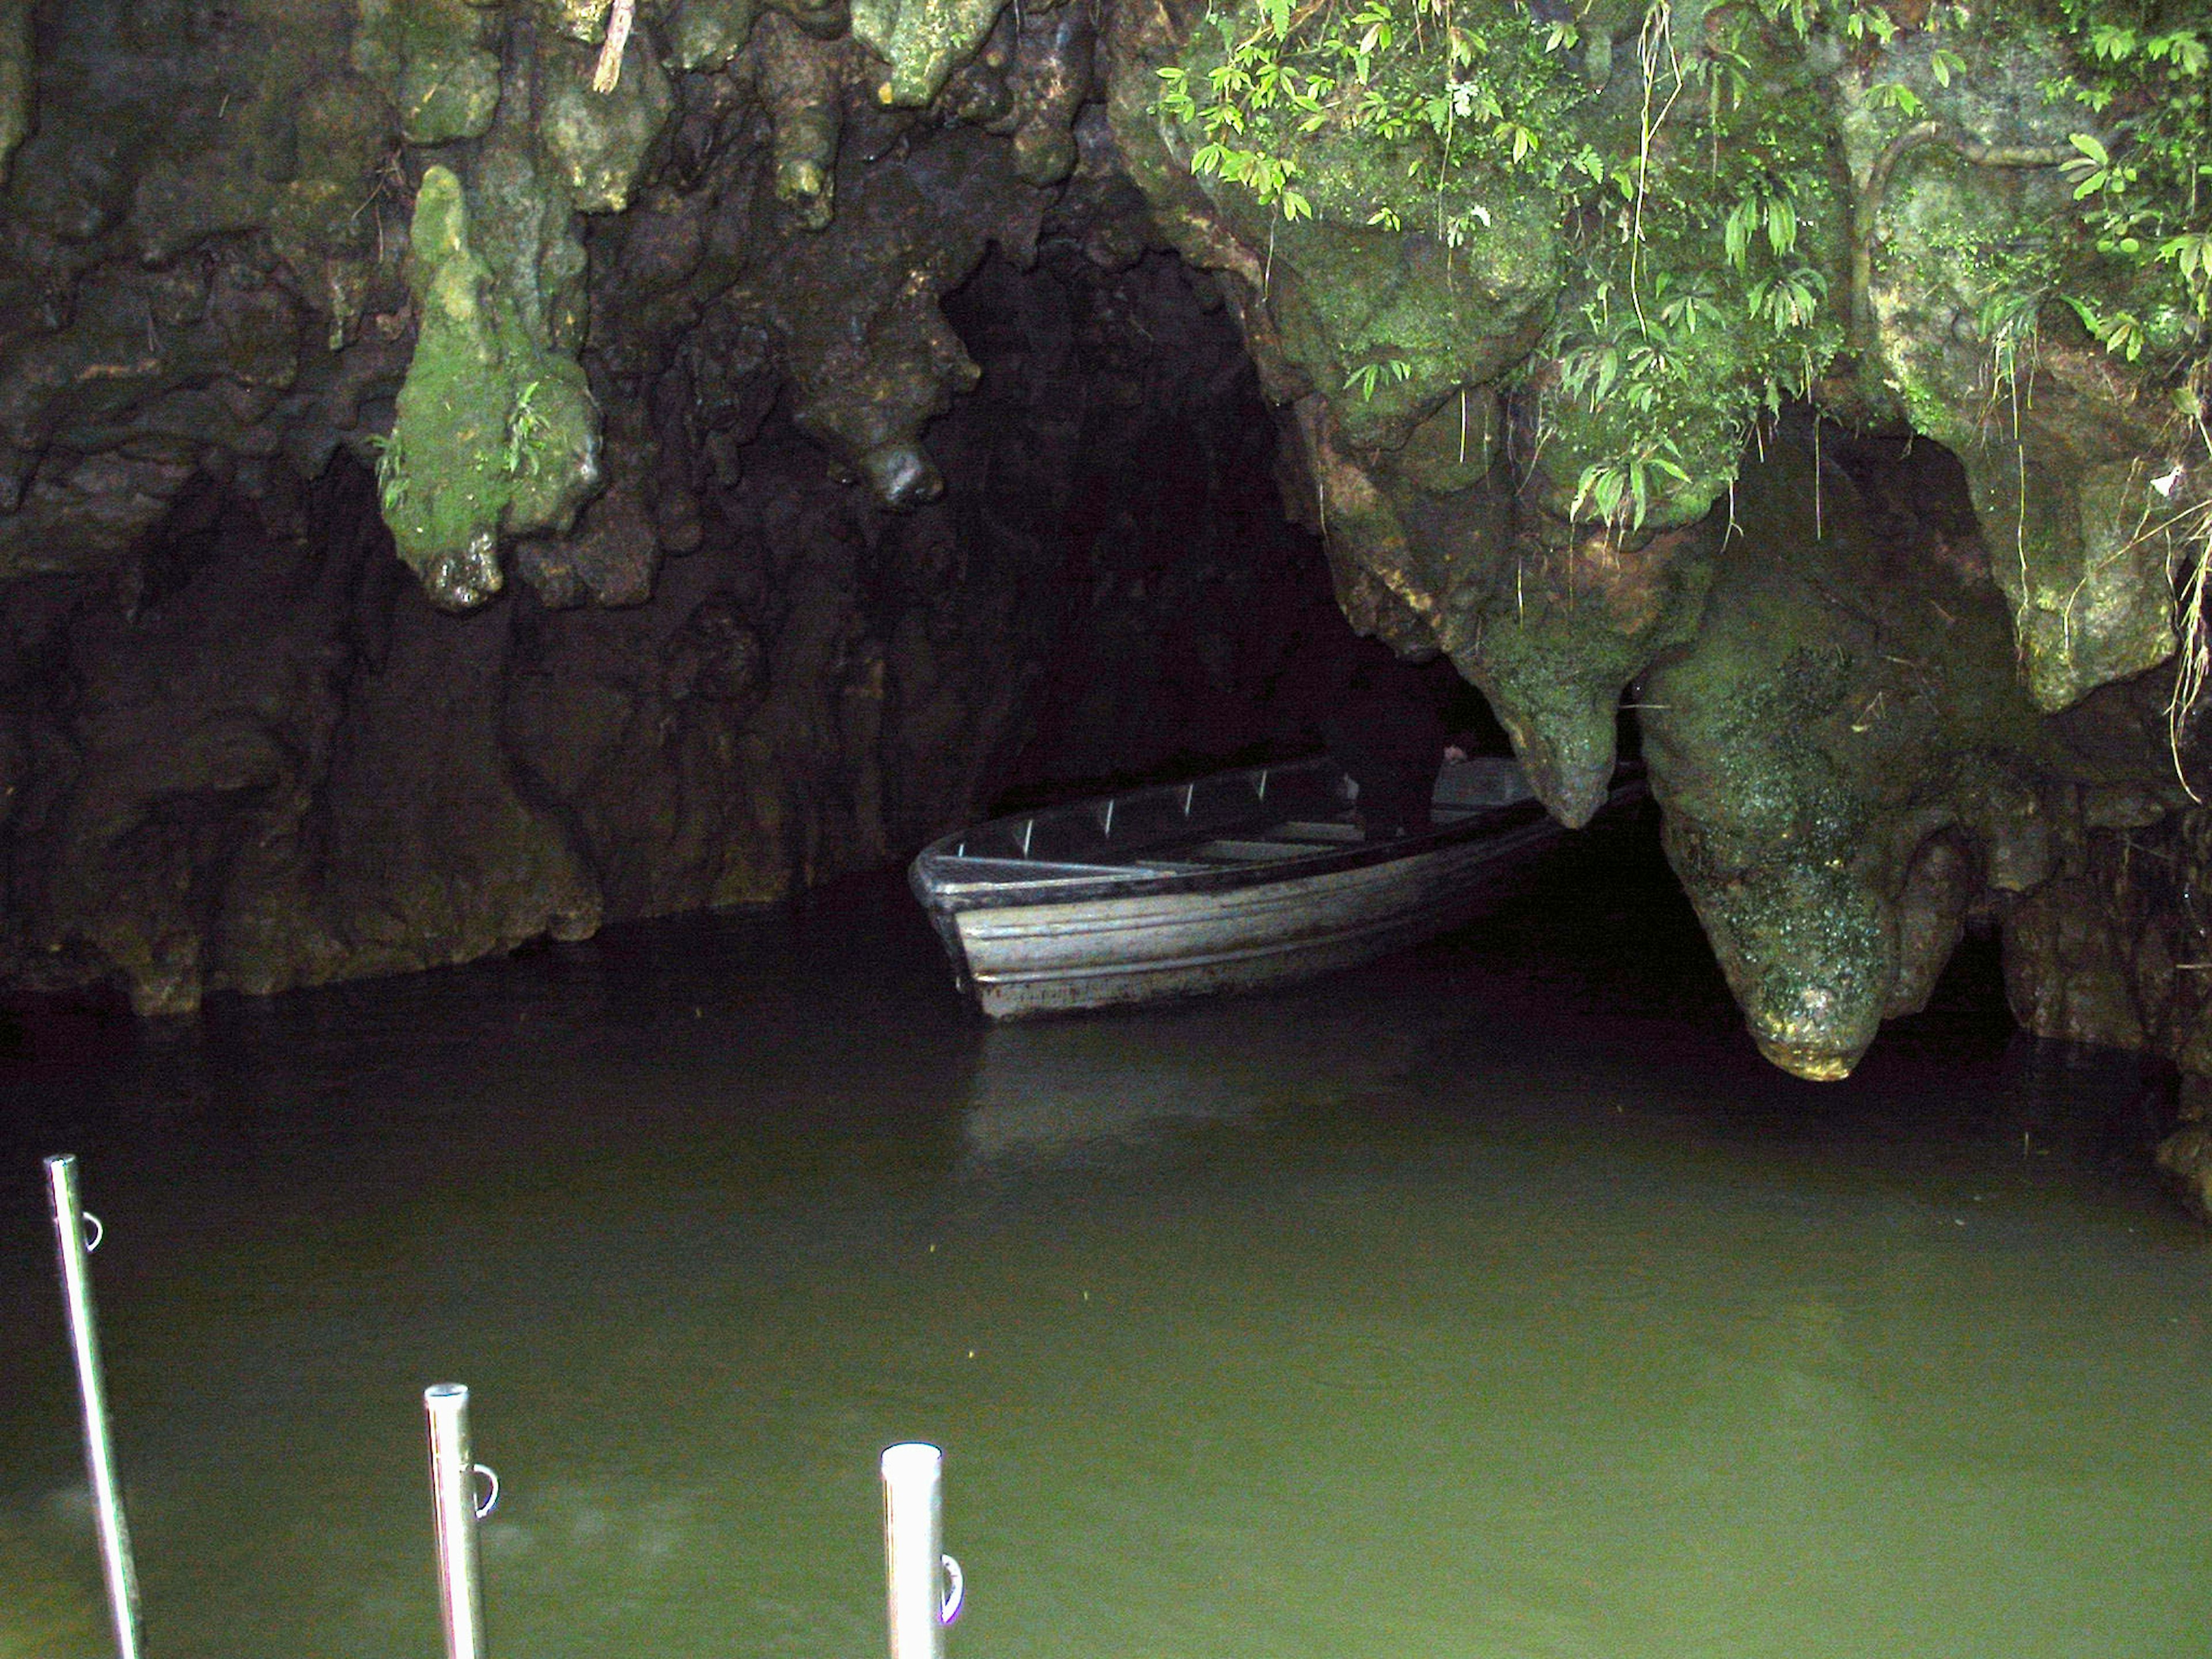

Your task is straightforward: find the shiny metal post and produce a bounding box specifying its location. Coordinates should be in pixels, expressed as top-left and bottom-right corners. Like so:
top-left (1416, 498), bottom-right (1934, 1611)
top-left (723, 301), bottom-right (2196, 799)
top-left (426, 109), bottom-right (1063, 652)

top-left (424, 1384), bottom-right (488, 1659)
top-left (43, 1153), bottom-right (143, 1659)
top-left (881, 1442), bottom-right (962, 1659)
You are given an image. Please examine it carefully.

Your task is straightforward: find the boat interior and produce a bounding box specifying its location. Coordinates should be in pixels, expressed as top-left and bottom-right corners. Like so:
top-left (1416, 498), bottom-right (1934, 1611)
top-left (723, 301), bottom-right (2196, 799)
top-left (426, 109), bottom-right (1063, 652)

top-left (921, 756), bottom-right (1537, 887)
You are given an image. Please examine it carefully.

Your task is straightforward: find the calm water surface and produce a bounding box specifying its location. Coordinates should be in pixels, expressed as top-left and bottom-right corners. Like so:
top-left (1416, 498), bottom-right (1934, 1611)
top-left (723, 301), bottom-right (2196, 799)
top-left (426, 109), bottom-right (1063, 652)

top-left (1, 810), bottom-right (2206, 1659)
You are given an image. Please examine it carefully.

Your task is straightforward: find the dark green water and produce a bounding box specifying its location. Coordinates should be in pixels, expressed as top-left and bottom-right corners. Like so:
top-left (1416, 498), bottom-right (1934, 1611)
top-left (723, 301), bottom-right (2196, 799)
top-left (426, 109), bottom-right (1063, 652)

top-left (2, 810), bottom-right (2206, 1658)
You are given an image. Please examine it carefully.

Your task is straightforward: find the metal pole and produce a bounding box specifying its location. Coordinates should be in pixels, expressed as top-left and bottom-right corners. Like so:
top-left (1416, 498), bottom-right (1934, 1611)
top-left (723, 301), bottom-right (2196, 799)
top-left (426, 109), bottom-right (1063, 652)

top-left (881, 1442), bottom-right (962, 1659)
top-left (424, 1384), bottom-right (488, 1659)
top-left (43, 1153), bottom-right (143, 1659)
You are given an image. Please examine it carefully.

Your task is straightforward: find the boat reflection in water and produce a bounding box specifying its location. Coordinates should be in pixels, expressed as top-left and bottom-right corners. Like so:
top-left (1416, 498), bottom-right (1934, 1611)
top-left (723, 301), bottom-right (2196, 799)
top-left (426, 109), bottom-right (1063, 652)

top-left (956, 997), bottom-right (1415, 1175)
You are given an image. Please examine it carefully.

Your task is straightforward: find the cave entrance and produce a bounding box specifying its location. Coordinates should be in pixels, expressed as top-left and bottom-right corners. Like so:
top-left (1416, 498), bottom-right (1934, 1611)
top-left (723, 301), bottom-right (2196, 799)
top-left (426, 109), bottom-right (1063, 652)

top-left (935, 243), bottom-right (1501, 813)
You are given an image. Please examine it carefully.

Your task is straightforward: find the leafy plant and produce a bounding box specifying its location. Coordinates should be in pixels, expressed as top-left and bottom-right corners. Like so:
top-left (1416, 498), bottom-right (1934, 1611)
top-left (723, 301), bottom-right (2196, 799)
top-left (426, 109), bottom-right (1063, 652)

top-left (504, 380), bottom-right (546, 476)
top-left (1345, 355), bottom-right (1414, 400)
top-left (369, 429), bottom-right (408, 513)
top-left (1153, 0), bottom-right (1590, 223)
top-left (1152, 0), bottom-right (2206, 574)
top-left (1748, 266), bottom-right (1828, 331)
top-left (2040, 10), bottom-right (2212, 323)
top-left (1572, 438), bottom-right (1692, 532)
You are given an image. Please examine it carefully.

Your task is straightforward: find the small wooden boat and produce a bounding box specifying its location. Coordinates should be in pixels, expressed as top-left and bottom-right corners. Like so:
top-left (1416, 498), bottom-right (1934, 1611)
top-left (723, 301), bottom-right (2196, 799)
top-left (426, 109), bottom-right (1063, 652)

top-left (910, 753), bottom-right (1640, 1019)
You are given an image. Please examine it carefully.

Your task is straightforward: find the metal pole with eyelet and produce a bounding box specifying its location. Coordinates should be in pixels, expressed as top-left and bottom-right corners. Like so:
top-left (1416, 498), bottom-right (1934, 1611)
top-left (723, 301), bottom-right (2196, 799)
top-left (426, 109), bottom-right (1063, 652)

top-left (423, 1384), bottom-right (499, 1659)
top-left (43, 1153), bottom-right (143, 1659)
top-left (881, 1442), bottom-right (963, 1659)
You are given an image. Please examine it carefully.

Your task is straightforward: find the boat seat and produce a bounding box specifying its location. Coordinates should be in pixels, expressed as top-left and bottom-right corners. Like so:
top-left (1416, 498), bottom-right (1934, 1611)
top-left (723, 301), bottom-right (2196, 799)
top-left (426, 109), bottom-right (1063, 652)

top-left (1187, 839), bottom-right (1310, 862)
top-left (1265, 820), bottom-right (1363, 844)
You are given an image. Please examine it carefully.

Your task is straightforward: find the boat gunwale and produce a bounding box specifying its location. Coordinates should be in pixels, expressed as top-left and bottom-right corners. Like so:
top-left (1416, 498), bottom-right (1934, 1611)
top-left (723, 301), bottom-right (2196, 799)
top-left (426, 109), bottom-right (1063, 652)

top-left (953, 808), bottom-right (1574, 942)
top-left (912, 762), bottom-right (1570, 915)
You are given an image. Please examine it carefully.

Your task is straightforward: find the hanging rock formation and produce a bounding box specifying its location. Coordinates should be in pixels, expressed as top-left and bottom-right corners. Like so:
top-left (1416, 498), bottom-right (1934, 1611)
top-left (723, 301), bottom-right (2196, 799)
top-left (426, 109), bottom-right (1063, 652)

top-left (1101, 0), bottom-right (2211, 1115)
top-left (0, 0), bottom-right (2209, 1193)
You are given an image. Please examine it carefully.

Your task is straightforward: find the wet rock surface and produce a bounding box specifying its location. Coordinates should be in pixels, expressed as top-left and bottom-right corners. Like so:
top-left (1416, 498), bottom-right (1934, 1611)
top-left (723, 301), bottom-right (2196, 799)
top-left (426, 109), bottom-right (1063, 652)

top-left (0, 0), bottom-right (2208, 1176)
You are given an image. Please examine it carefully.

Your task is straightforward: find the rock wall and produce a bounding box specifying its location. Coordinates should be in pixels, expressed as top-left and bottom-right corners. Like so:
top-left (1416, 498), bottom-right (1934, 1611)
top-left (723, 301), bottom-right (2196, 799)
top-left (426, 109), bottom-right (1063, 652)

top-left (0, 218), bottom-right (1353, 1013)
top-left (1, 0), bottom-right (2209, 1188)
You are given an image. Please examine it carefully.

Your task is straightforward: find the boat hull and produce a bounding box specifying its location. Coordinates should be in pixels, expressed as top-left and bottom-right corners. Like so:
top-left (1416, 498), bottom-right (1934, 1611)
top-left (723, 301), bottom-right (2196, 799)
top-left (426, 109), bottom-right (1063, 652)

top-left (951, 813), bottom-right (1563, 1018)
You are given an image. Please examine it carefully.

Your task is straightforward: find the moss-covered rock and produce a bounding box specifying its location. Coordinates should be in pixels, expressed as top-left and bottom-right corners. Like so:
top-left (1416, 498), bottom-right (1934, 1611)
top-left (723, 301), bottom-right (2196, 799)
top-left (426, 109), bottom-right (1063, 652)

top-left (666, 0), bottom-right (761, 67)
top-left (536, 27), bottom-right (674, 213)
top-left (1642, 421), bottom-right (2080, 1080)
top-left (350, 0), bottom-right (503, 143)
top-left (850, 0), bottom-right (1010, 108)
top-left (381, 165), bottom-right (600, 608)
top-left (1839, 22), bottom-right (2196, 714)
top-left (0, 0), bottom-right (32, 188)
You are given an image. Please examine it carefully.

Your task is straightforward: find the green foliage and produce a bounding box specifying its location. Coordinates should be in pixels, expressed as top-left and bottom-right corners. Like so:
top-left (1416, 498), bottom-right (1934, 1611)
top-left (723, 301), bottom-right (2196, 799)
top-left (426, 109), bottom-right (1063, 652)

top-left (1151, 0), bottom-right (2209, 543)
top-left (1724, 187), bottom-right (1800, 274)
top-left (1344, 355), bottom-right (1413, 400)
top-left (2037, 6), bottom-right (2211, 324)
top-left (503, 380), bottom-right (546, 476)
top-left (1152, 0), bottom-right (1593, 222)
top-left (369, 429), bottom-right (409, 513)
top-left (1571, 438), bottom-right (1691, 532)
top-left (1152, 0), bottom-right (1861, 532)
top-left (2030, 4), bottom-right (2212, 764)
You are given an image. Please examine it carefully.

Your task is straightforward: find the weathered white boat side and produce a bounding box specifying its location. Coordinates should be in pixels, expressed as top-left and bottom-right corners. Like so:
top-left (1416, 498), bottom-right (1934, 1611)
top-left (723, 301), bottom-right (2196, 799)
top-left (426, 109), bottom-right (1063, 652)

top-left (910, 755), bottom-right (1637, 1019)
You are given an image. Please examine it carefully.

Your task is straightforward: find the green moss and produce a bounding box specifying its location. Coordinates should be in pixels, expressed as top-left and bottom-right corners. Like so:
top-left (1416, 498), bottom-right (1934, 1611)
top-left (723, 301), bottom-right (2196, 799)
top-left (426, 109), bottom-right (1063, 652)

top-left (1643, 485), bottom-right (1896, 1077)
top-left (666, 0), bottom-right (760, 67)
top-left (1266, 206), bottom-right (1559, 454)
top-left (351, 0), bottom-right (502, 144)
top-left (536, 29), bottom-right (673, 213)
top-left (0, 0), bottom-right (30, 188)
top-left (850, 0), bottom-right (1011, 107)
top-left (381, 166), bottom-right (600, 609)
top-left (1457, 575), bottom-right (1702, 824)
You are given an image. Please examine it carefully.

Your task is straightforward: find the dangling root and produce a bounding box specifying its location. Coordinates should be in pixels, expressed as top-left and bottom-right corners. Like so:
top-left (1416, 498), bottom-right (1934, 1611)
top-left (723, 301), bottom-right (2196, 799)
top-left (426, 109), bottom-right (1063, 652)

top-left (2165, 396), bottom-right (2212, 802)
top-left (591, 0), bottom-right (634, 92)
